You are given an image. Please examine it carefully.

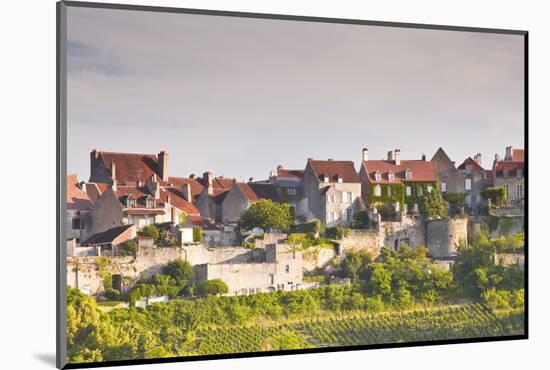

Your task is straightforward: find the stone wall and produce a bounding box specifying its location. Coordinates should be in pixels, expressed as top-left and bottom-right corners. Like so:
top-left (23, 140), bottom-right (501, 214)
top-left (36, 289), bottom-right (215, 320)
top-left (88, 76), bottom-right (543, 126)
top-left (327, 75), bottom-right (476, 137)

top-left (338, 229), bottom-right (381, 257)
top-left (302, 247), bottom-right (336, 272)
top-left (380, 216), bottom-right (427, 251)
top-left (426, 217), bottom-right (468, 258)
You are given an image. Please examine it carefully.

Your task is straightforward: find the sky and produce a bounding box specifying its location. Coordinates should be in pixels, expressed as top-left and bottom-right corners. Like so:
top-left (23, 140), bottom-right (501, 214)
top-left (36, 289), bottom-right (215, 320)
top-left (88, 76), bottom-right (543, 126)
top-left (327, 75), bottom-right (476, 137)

top-left (66, 6), bottom-right (525, 182)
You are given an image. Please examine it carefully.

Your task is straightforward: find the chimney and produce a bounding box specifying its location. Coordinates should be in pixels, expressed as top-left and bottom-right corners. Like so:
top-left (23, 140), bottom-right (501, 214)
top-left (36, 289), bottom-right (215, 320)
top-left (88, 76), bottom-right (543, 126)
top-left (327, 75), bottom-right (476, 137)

top-left (269, 170), bottom-right (276, 178)
top-left (90, 149), bottom-right (99, 180)
top-left (249, 177), bottom-right (254, 182)
top-left (421, 154), bottom-right (426, 161)
top-left (110, 161), bottom-right (117, 182)
top-left (203, 171), bottom-right (214, 195)
top-left (158, 151), bottom-right (169, 181)
top-left (183, 183), bottom-right (192, 202)
top-left (328, 158), bottom-right (333, 161)
top-left (505, 146), bottom-right (513, 161)
top-left (165, 195), bottom-right (171, 204)
top-left (136, 180), bottom-right (141, 187)
top-left (495, 153), bottom-right (501, 162)
top-left (474, 153), bottom-right (482, 166)
top-left (112, 179), bottom-right (117, 191)
top-left (394, 149), bottom-right (401, 165)
top-left (362, 148), bottom-right (369, 161)
top-left (189, 173), bottom-right (195, 179)
top-left (387, 151), bottom-right (394, 161)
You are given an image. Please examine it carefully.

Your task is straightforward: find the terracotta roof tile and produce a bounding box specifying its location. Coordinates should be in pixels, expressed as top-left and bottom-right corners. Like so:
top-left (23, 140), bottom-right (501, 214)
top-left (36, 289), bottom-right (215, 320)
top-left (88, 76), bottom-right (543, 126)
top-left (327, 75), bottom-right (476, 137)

top-left (309, 159), bottom-right (360, 183)
top-left (512, 149), bottom-right (524, 162)
top-left (160, 189), bottom-right (199, 215)
top-left (114, 186), bottom-right (166, 209)
top-left (363, 160), bottom-right (437, 183)
top-left (67, 174), bottom-right (93, 210)
top-left (278, 169), bottom-right (304, 179)
top-left (99, 151), bottom-right (160, 185)
top-left (457, 157), bottom-right (484, 172)
top-left (237, 183), bottom-right (280, 202)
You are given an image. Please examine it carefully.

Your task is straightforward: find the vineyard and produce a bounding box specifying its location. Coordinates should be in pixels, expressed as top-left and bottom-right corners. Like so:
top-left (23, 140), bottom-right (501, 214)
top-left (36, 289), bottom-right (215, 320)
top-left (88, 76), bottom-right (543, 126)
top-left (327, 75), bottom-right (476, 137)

top-left (191, 304), bottom-right (524, 355)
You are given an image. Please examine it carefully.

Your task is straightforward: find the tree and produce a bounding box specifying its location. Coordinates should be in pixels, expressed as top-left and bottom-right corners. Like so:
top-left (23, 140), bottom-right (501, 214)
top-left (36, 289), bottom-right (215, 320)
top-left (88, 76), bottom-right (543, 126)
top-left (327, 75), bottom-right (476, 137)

top-left (350, 210), bottom-right (371, 229)
top-left (421, 189), bottom-right (448, 219)
top-left (162, 259), bottom-right (193, 288)
top-left (118, 239), bottom-right (138, 257)
top-left (138, 224), bottom-right (160, 242)
top-left (195, 279), bottom-right (229, 297)
top-left (238, 199), bottom-right (293, 231)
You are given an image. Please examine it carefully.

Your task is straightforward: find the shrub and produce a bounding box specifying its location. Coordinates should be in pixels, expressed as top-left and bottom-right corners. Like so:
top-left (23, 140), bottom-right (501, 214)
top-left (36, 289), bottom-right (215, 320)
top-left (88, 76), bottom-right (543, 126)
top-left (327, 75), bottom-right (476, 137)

top-left (482, 187), bottom-right (507, 206)
top-left (350, 210), bottom-right (371, 229)
top-left (325, 225), bottom-right (351, 240)
top-left (196, 279), bottom-right (229, 297)
top-left (162, 259), bottom-right (193, 287)
top-left (292, 220), bottom-right (322, 234)
top-left (192, 227), bottom-right (202, 242)
top-left (238, 199), bottom-right (293, 231)
top-left (138, 225), bottom-right (160, 242)
top-left (118, 239), bottom-right (138, 256)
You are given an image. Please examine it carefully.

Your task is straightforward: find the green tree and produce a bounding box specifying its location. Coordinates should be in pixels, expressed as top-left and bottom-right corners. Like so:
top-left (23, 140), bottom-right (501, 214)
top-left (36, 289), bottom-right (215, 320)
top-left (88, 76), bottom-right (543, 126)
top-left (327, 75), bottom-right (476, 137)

top-left (196, 279), bottom-right (229, 297)
top-left (238, 199), bottom-right (293, 231)
top-left (118, 239), bottom-right (138, 257)
top-left (162, 259), bottom-right (193, 288)
top-left (421, 189), bottom-right (448, 219)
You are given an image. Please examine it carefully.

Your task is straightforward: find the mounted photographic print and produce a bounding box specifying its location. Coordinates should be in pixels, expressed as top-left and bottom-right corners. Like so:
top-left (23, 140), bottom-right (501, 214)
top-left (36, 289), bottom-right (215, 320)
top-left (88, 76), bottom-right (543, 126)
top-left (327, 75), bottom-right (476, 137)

top-left (57, 1), bottom-right (528, 368)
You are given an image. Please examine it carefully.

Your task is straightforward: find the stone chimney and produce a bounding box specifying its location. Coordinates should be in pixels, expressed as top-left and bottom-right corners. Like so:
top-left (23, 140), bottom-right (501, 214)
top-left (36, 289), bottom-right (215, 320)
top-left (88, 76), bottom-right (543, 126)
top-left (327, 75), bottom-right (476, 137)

top-left (203, 171), bottom-right (214, 195)
top-left (110, 161), bottom-right (116, 181)
top-left (387, 150), bottom-right (394, 161)
top-left (421, 154), bottom-right (426, 161)
top-left (179, 183), bottom-right (190, 202)
top-left (90, 149), bottom-right (99, 179)
top-left (158, 150), bottom-right (169, 181)
top-left (505, 146), bottom-right (513, 161)
top-left (362, 148), bottom-right (369, 161)
top-left (269, 170), bottom-right (276, 178)
top-left (474, 153), bottom-right (482, 166)
top-left (394, 149), bottom-right (401, 165)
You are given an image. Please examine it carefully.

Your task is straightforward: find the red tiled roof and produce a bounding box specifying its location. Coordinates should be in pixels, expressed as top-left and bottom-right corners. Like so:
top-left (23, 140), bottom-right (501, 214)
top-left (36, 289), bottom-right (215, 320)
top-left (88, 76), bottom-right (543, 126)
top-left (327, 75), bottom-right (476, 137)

top-left (457, 157), bottom-right (484, 172)
top-left (237, 183), bottom-right (280, 202)
top-left (99, 151), bottom-right (160, 185)
top-left (363, 160), bottom-right (437, 183)
top-left (309, 159), bottom-right (360, 183)
top-left (67, 174), bottom-right (93, 211)
top-left (167, 177), bottom-right (204, 198)
top-left (495, 161), bottom-right (524, 178)
top-left (114, 186), bottom-right (166, 209)
top-left (278, 169), bottom-right (304, 179)
top-left (160, 189), bottom-right (199, 215)
top-left (512, 149), bottom-right (524, 162)
top-left (124, 209), bottom-right (165, 215)
top-left (83, 225), bottom-right (134, 245)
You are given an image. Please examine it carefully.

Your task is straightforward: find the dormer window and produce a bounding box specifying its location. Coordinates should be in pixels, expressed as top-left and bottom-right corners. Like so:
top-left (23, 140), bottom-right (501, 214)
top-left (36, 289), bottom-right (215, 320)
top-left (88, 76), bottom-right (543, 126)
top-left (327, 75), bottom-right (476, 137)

top-left (336, 175), bottom-right (343, 183)
top-left (465, 164), bottom-right (472, 174)
top-left (374, 171), bottom-right (382, 182)
top-left (146, 199), bottom-right (156, 208)
top-left (126, 196), bottom-right (136, 208)
top-left (388, 171), bottom-right (395, 182)
top-left (405, 169), bottom-right (412, 180)
top-left (323, 174), bottom-right (329, 183)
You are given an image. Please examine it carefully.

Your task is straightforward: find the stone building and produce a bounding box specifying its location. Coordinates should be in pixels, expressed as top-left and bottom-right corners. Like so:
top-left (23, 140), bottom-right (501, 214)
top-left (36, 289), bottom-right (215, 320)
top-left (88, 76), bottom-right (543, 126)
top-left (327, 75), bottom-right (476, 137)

top-left (90, 174), bottom-right (199, 234)
top-left (194, 243), bottom-right (303, 295)
top-left (67, 174), bottom-right (93, 242)
top-left (359, 148), bottom-right (438, 214)
top-left (271, 165), bottom-right (304, 214)
top-left (81, 224), bottom-right (136, 256)
top-left (299, 158), bottom-right (364, 226)
top-left (221, 182), bottom-right (280, 223)
top-left (431, 147), bottom-right (459, 194)
top-left (492, 146), bottom-right (525, 202)
top-left (195, 171), bottom-right (235, 223)
top-left (456, 155), bottom-right (492, 213)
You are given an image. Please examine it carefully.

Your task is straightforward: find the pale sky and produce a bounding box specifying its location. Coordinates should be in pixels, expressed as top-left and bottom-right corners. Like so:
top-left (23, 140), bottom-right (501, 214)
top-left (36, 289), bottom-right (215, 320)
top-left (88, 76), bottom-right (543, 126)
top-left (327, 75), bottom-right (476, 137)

top-left (66, 6), bottom-right (525, 182)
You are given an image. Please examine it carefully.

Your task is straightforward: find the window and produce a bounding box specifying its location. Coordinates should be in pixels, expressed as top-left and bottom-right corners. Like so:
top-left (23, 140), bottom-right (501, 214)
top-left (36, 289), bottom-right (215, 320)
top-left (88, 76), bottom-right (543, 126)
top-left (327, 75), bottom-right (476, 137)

top-left (517, 168), bottom-right (523, 178)
top-left (374, 185), bottom-right (382, 197)
top-left (347, 209), bottom-right (353, 221)
top-left (341, 209), bottom-right (347, 221)
top-left (72, 218), bottom-right (83, 230)
top-left (418, 186), bottom-right (423, 196)
top-left (413, 203), bottom-right (419, 213)
top-left (427, 185), bottom-right (433, 193)
top-left (268, 274), bottom-right (274, 285)
top-left (292, 251), bottom-right (296, 259)
top-left (441, 182), bottom-right (447, 192)
top-left (328, 211), bottom-right (336, 222)
top-left (465, 179), bottom-right (472, 191)
top-left (465, 164), bottom-right (472, 174)
top-left (374, 171), bottom-right (381, 182)
top-left (503, 169), bottom-right (509, 178)
top-left (388, 171), bottom-right (395, 181)
top-left (337, 177), bottom-right (343, 183)
top-left (146, 199), bottom-right (156, 208)
top-left (405, 169), bottom-right (412, 180)
top-left (289, 201), bottom-right (296, 209)
top-left (406, 186), bottom-right (412, 196)
top-left (516, 184), bottom-right (523, 198)
top-left (387, 187), bottom-right (391, 197)
top-left (341, 191), bottom-right (348, 203)
top-left (285, 264), bottom-right (290, 273)
top-left (287, 188), bottom-right (296, 195)
top-left (329, 194), bottom-right (336, 203)
top-left (323, 175), bottom-right (329, 183)
top-left (348, 192), bottom-right (353, 202)
top-left (126, 198), bottom-right (136, 207)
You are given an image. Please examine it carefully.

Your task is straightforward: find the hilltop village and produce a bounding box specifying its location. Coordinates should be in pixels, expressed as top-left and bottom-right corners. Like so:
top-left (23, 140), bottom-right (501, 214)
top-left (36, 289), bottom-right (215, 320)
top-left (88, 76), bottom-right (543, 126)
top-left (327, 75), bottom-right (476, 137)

top-left (66, 146), bottom-right (525, 301)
